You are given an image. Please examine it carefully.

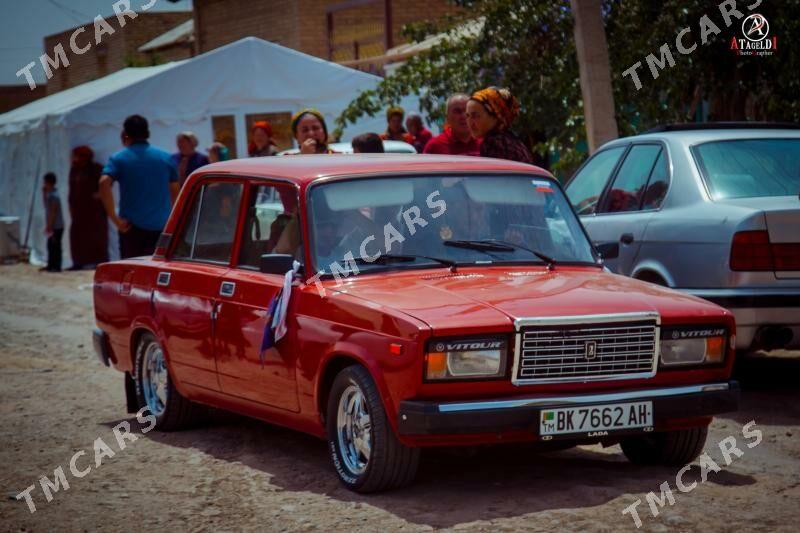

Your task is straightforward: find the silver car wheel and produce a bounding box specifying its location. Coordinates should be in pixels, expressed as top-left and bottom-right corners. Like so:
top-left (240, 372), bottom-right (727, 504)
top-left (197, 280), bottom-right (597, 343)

top-left (336, 384), bottom-right (372, 475)
top-left (142, 342), bottom-right (168, 417)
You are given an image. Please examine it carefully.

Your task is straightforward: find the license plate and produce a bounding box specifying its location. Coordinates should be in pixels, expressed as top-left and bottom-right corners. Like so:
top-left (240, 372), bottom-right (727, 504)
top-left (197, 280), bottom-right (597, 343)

top-left (539, 401), bottom-right (653, 437)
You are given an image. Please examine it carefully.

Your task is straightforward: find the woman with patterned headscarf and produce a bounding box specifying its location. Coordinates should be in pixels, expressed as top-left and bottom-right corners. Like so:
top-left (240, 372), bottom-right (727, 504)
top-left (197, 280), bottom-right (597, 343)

top-left (467, 87), bottom-right (533, 164)
top-left (380, 106), bottom-right (414, 144)
top-left (291, 109), bottom-right (337, 154)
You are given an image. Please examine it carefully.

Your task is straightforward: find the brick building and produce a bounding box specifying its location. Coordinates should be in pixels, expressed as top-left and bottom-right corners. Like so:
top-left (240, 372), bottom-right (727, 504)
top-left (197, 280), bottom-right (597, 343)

top-left (43, 11), bottom-right (192, 95)
top-left (192, 0), bottom-right (459, 70)
top-left (0, 85), bottom-right (47, 114)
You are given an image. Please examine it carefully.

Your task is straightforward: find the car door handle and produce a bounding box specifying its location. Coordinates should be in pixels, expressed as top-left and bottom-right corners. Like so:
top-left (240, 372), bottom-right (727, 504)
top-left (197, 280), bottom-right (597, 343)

top-left (219, 281), bottom-right (236, 297)
top-left (620, 233), bottom-right (634, 245)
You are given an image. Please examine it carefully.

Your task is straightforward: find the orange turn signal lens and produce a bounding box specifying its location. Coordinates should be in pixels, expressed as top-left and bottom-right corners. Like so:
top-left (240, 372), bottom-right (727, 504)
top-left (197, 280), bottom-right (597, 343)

top-left (425, 352), bottom-right (448, 380)
top-left (705, 336), bottom-right (725, 363)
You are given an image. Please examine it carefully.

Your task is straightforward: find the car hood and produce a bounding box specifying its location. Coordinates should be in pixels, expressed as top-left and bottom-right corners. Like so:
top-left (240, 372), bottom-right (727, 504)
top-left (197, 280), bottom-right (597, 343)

top-left (327, 267), bottom-right (728, 332)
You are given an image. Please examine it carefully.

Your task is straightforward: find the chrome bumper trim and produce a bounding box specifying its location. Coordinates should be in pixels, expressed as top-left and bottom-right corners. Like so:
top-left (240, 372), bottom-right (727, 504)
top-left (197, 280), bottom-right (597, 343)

top-left (437, 382), bottom-right (730, 413)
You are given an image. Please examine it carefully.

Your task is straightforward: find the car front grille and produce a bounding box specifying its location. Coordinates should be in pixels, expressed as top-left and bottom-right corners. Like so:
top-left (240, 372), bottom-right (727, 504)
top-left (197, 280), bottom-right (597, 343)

top-left (513, 315), bottom-right (659, 384)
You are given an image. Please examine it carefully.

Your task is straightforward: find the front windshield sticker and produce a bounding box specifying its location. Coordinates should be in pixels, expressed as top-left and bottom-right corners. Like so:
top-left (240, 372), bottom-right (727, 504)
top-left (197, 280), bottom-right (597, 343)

top-left (532, 179), bottom-right (554, 193)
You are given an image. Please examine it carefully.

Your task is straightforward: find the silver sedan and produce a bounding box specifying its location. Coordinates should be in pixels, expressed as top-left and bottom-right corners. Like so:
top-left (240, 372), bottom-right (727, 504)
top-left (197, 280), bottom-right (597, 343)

top-left (565, 124), bottom-right (800, 353)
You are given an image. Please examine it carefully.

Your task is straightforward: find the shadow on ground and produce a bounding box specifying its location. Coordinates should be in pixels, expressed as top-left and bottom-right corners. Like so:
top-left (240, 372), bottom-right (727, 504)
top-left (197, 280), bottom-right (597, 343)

top-left (103, 405), bottom-right (757, 528)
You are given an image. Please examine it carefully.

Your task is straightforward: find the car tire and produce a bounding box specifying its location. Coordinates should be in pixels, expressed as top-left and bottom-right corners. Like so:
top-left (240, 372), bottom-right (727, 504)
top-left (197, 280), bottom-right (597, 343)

top-left (621, 426), bottom-right (708, 466)
top-left (134, 332), bottom-right (205, 431)
top-left (326, 365), bottom-right (420, 493)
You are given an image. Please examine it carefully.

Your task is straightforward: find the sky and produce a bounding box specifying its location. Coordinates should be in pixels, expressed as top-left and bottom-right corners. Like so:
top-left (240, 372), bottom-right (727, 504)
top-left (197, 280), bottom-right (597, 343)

top-left (0, 0), bottom-right (192, 86)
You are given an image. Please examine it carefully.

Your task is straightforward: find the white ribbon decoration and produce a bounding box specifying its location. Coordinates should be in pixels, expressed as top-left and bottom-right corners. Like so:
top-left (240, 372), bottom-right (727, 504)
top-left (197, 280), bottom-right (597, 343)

top-left (271, 260), bottom-right (301, 343)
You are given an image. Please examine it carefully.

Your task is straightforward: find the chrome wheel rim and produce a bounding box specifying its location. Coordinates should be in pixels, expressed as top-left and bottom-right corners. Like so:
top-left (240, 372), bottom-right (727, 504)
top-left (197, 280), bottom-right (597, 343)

top-left (142, 342), bottom-right (168, 416)
top-left (336, 384), bottom-right (372, 475)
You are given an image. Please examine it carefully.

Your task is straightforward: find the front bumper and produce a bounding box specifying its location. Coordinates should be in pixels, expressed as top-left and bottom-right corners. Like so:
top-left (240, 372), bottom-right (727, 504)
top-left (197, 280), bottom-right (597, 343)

top-left (397, 381), bottom-right (739, 436)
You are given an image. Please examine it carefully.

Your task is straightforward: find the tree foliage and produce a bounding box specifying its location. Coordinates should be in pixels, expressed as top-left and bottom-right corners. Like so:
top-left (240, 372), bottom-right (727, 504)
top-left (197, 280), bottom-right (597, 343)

top-left (335, 0), bottom-right (799, 180)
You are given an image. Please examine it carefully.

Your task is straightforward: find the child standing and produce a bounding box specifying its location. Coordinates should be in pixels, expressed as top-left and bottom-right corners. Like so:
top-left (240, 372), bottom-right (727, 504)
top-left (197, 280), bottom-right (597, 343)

top-left (42, 172), bottom-right (64, 272)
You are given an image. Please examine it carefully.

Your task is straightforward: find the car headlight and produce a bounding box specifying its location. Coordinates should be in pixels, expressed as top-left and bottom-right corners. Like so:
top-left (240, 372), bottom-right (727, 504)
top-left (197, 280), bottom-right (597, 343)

top-left (660, 327), bottom-right (727, 367)
top-left (425, 337), bottom-right (507, 380)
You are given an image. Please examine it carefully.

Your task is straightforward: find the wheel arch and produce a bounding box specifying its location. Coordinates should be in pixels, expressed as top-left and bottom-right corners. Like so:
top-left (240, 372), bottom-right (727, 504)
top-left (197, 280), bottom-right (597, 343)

top-left (128, 319), bottom-right (167, 376)
top-left (128, 322), bottom-right (192, 401)
top-left (631, 261), bottom-right (674, 287)
top-left (316, 351), bottom-right (390, 428)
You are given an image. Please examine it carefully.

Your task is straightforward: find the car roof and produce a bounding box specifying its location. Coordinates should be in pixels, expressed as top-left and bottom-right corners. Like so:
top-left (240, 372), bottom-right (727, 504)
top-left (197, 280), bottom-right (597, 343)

top-left (601, 127), bottom-right (800, 149)
top-left (277, 140), bottom-right (417, 156)
top-left (192, 154), bottom-right (550, 185)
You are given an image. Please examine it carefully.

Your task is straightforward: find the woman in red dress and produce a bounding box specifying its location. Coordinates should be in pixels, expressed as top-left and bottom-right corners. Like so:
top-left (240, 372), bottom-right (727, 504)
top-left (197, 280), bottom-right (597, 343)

top-left (68, 146), bottom-right (108, 269)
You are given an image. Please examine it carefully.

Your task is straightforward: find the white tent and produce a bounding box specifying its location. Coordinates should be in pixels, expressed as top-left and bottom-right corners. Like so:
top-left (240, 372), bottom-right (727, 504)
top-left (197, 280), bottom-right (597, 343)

top-left (0, 37), bottom-right (420, 265)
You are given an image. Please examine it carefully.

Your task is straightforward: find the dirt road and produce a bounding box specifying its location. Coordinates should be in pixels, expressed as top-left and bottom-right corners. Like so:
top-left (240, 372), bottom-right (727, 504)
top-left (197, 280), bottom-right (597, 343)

top-left (1, 264), bottom-right (798, 532)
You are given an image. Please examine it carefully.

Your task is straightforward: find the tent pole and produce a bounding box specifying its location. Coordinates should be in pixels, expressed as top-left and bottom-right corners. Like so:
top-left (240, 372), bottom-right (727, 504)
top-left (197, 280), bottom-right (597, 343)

top-left (22, 148), bottom-right (42, 253)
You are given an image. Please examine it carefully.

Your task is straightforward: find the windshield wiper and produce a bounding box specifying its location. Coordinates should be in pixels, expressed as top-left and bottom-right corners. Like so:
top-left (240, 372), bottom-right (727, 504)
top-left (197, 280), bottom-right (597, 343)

top-left (446, 239), bottom-right (558, 270)
top-left (443, 239), bottom-right (515, 252)
top-left (354, 253), bottom-right (457, 271)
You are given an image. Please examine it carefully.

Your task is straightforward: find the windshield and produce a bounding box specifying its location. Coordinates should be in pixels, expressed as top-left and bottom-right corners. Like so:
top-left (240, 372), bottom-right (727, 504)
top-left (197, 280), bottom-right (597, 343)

top-left (307, 174), bottom-right (597, 274)
top-left (693, 138), bottom-right (800, 199)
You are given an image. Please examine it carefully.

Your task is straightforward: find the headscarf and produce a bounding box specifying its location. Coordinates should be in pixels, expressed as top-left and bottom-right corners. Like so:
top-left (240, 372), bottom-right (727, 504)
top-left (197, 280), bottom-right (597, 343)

top-left (291, 108), bottom-right (329, 146)
top-left (386, 106), bottom-right (405, 121)
top-left (72, 145), bottom-right (94, 161)
top-left (249, 121), bottom-right (275, 155)
top-left (384, 106), bottom-right (409, 139)
top-left (252, 120), bottom-right (272, 138)
top-left (470, 87), bottom-right (521, 131)
top-left (208, 142), bottom-right (230, 162)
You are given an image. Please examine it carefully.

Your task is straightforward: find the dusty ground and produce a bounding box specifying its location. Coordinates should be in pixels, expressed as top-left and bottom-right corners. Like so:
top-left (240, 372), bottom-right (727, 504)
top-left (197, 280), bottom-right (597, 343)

top-left (1, 263), bottom-right (799, 532)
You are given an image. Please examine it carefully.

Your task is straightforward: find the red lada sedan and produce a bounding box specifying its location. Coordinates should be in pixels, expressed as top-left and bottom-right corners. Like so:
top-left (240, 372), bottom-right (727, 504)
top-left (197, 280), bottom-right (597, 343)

top-left (93, 155), bottom-right (739, 492)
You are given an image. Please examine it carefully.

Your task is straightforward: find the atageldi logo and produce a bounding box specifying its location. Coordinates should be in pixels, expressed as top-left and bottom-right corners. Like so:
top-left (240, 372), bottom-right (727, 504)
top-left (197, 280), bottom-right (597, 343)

top-left (730, 13), bottom-right (777, 55)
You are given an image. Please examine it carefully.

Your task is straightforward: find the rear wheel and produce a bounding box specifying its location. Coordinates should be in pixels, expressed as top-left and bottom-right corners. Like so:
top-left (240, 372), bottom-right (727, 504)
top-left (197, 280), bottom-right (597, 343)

top-left (621, 426), bottom-right (708, 466)
top-left (326, 365), bottom-right (420, 492)
top-left (134, 333), bottom-right (205, 431)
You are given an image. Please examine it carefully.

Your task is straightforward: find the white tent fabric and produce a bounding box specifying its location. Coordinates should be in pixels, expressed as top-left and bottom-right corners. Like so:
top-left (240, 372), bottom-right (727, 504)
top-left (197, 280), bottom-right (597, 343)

top-left (0, 37), bottom-right (422, 265)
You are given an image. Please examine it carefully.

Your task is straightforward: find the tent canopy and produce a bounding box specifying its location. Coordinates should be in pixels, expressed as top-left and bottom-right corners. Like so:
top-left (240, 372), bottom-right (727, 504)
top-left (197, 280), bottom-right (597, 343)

top-left (0, 37), bottom-right (423, 266)
top-left (0, 36), bottom-right (394, 134)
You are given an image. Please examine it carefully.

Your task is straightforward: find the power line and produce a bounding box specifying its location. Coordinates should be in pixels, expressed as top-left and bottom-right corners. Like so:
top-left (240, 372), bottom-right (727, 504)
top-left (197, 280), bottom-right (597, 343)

top-left (44, 0), bottom-right (94, 24)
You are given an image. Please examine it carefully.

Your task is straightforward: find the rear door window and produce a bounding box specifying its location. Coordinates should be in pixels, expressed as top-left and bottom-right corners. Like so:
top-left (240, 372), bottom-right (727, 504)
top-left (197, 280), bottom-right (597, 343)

top-left (641, 150), bottom-right (669, 210)
top-left (172, 181), bottom-right (243, 264)
top-left (600, 144), bottom-right (662, 213)
top-left (237, 183), bottom-right (303, 268)
top-left (566, 146), bottom-right (626, 215)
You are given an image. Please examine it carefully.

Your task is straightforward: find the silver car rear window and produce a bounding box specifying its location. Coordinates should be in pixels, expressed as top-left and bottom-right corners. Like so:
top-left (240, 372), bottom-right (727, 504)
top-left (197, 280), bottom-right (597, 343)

top-left (693, 138), bottom-right (800, 199)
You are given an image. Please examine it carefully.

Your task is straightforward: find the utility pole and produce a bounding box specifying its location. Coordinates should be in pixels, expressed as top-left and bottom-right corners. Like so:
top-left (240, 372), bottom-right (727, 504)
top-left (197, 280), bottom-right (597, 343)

top-left (570, 0), bottom-right (618, 153)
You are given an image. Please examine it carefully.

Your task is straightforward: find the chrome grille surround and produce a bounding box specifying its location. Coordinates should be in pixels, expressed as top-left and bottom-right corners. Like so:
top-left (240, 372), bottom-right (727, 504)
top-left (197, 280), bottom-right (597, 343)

top-left (512, 312), bottom-right (661, 385)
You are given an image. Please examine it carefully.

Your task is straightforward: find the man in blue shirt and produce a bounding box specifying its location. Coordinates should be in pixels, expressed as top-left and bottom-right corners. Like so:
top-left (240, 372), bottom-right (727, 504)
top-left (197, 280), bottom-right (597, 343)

top-left (99, 115), bottom-right (179, 258)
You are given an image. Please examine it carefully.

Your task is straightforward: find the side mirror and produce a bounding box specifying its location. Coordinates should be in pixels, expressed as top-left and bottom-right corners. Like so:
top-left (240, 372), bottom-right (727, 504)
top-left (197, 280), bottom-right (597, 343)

top-left (260, 254), bottom-right (295, 275)
top-left (595, 242), bottom-right (619, 260)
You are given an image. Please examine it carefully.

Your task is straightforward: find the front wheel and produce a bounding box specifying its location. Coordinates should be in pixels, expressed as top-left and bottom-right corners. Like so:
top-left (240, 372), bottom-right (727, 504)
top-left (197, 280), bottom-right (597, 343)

top-left (621, 426), bottom-right (708, 466)
top-left (134, 332), bottom-right (205, 431)
top-left (326, 366), bottom-right (420, 492)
